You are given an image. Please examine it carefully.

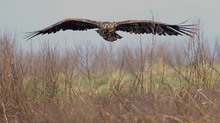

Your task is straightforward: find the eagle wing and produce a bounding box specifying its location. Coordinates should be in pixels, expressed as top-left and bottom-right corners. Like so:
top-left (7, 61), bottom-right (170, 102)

top-left (25, 18), bottom-right (99, 40)
top-left (115, 20), bottom-right (195, 36)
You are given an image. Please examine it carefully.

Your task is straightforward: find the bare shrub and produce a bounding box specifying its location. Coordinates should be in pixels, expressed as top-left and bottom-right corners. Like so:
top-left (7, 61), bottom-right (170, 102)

top-left (0, 18), bottom-right (220, 123)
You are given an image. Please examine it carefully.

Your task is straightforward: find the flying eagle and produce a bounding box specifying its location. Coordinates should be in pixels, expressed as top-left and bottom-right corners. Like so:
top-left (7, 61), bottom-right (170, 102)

top-left (25, 18), bottom-right (195, 42)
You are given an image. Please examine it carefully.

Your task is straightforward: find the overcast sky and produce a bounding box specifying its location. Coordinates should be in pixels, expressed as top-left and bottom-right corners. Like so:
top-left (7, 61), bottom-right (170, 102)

top-left (0, 0), bottom-right (219, 49)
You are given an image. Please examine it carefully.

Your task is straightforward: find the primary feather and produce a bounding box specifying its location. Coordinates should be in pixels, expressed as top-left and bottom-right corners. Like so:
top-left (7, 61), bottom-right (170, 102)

top-left (25, 18), bottom-right (196, 42)
top-left (25, 18), bottom-right (99, 40)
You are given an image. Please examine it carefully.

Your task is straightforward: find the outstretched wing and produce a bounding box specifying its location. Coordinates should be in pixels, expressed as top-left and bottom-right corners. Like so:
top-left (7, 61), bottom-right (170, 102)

top-left (115, 20), bottom-right (195, 36)
top-left (25, 18), bottom-right (99, 40)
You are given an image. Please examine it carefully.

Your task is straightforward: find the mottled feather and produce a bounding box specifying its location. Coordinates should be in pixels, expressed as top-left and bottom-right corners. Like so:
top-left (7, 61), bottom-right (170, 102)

top-left (25, 18), bottom-right (196, 41)
top-left (116, 20), bottom-right (195, 36)
top-left (25, 18), bottom-right (99, 40)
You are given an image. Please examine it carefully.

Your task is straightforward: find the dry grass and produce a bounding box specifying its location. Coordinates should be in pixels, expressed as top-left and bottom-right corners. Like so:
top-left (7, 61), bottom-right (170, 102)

top-left (0, 22), bottom-right (220, 123)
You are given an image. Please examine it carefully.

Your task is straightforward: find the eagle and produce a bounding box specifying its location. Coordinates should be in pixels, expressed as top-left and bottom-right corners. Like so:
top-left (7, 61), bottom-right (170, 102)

top-left (25, 18), bottom-right (195, 42)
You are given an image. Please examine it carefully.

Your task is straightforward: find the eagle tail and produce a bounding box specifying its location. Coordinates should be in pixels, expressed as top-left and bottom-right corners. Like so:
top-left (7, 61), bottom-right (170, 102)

top-left (96, 30), bottom-right (123, 42)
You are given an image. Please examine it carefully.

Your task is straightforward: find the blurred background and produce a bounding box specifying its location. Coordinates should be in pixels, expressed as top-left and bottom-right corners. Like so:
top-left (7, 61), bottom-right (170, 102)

top-left (0, 0), bottom-right (219, 51)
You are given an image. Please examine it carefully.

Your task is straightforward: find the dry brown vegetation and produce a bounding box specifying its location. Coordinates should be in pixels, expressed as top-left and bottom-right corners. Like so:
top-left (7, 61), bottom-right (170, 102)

top-left (0, 22), bottom-right (220, 123)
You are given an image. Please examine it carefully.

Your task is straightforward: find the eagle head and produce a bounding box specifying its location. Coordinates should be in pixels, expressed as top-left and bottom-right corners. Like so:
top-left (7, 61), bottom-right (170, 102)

top-left (100, 22), bottom-right (116, 32)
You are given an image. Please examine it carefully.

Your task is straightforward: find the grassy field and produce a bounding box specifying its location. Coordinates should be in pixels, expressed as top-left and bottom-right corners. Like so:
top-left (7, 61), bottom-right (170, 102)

top-left (0, 25), bottom-right (220, 123)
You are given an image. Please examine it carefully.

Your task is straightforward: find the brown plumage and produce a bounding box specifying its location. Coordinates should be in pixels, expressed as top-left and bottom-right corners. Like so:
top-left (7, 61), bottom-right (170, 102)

top-left (25, 18), bottom-right (195, 42)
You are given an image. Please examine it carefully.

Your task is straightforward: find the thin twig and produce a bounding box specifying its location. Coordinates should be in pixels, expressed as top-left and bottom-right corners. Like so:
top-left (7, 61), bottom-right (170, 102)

top-left (2, 102), bottom-right (9, 123)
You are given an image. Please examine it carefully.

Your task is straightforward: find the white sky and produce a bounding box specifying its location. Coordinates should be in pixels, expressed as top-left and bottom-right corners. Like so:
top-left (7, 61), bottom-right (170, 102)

top-left (0, 0), bottom-right (220, 50)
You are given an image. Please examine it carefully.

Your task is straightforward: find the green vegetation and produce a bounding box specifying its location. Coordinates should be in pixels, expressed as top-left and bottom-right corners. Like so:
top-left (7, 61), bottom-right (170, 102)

top-left (0, 23), bottom-right (220, 123)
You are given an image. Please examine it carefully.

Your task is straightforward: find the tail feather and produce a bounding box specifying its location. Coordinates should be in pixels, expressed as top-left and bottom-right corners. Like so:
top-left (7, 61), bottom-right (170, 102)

top-left (96, 30), bottom-right (123, 42)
